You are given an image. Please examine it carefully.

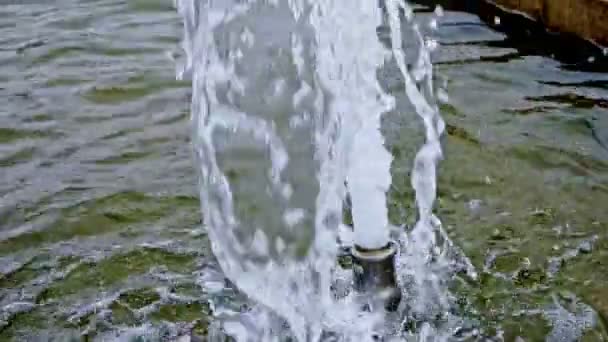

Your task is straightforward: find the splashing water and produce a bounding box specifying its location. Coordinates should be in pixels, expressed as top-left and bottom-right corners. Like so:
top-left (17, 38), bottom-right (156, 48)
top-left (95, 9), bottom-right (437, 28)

top-left (175, 0), bottom-right (469, 340)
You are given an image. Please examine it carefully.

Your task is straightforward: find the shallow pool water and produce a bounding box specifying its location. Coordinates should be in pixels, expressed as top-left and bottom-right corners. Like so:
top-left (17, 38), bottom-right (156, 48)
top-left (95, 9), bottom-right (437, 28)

top-left (1, 1), bottom-right (607, 340)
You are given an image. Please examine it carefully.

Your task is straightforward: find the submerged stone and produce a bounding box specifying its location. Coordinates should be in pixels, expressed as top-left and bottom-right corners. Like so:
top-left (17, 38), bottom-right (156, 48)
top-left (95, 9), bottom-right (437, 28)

top-left (578, 241), bottom-right (593, 254)
top-left (514, 268), bottom-right (546, 288)
top-left (150, 302), bottom-right (210, 324)
top-left (36, 248), bottom-right (197, 303)
top-left (118, 288), bottom-right (161, 310)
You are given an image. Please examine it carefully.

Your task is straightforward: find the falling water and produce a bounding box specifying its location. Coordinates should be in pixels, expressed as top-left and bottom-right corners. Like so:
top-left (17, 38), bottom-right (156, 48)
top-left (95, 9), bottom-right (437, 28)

top-left (175, 0), bottom-right (470, 340)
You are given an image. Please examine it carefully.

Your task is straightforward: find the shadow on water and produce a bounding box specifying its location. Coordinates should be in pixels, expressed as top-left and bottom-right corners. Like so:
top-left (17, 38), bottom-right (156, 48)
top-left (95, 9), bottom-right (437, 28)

top-left (412, 0), bottom-right (608, 72)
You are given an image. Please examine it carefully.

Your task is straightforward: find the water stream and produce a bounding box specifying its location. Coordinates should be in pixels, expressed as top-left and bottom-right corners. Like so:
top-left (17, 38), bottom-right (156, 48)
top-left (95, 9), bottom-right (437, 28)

top-left (177, 0), bottom-right (469, 340)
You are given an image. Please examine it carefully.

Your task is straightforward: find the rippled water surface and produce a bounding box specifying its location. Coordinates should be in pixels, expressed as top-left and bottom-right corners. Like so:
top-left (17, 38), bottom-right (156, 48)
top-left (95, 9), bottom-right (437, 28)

top-left (1, 0), bottom-right (608, 340)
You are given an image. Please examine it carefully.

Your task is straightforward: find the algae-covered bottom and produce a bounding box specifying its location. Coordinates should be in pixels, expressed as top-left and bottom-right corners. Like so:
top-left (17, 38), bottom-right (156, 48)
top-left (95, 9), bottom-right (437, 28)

top-left (1, 1), bottom-right (608, 340)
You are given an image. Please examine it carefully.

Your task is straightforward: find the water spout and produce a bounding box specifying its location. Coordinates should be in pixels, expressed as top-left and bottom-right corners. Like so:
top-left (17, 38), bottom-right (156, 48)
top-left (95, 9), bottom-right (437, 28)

top-left (348, 121), bottom-right (393, 251)
top-left (176, 0), bottom-right (457, 340)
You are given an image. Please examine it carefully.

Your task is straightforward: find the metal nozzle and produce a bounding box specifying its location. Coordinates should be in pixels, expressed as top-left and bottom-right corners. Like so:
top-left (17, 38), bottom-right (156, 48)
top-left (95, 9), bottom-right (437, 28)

top-left (351, 241), bottom-right (401, 312)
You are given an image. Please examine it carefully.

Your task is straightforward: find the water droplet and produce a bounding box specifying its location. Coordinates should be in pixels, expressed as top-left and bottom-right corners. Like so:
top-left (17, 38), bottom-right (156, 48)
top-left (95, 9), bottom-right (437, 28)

top-left (251, 229), bottom-right (269, 256)
top-left (494, 16), bottom-right (501, 25)
top-left (240, 27), bottom-right (255, 47)
top-left (403, 6), bottom-right (413, 19)
top-left (281, 184), bottom-right (293, 199)
top-left (467, 199), bottom-right (482, 212)
top-left (275, 237), bottom-right (286, 254)
top-left (588, 56), bottom-right (596, 63)
top-left (426, 38), bottom-right (438, 51)
top-left (165, 50), bottom-right (175, 61)
top-left (434, 5), bottom-right (444, 17)
top-left (437, 88), bottom-right (450, 103)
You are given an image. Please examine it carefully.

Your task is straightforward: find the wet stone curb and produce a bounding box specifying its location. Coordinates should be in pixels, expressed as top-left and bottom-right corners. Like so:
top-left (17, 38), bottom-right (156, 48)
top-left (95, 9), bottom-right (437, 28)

top-left (412, 0), bottom-right (608, 70)
top-left (488, 0), bottom-right (608, 48)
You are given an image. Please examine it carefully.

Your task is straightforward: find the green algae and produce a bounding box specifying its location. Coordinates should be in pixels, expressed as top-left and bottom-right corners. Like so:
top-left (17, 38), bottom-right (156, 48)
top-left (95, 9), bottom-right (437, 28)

top-left (45, 77), bottom-right (89, 88)
top-left (440, 103), bottom-right (466, 118)
top-left (128, 0), bottom-right (176, 12)
top-left (0, 255), bottom-right (53, 288)
top-left (513, 268), bottom-right (547, 288)
top-left (445, 123), bottom-right (481, 145)
top-left (95, 151), bottom-right (153, 165)
top-left (83, 86), bottom-right (157, 104)
top-left (191, 319), bottom-right (210, 340)
top-left (0, 148), bottom-right (36, 167)
top-left (150, 302), bottom-right (210, 323)
top-left (36, 248), bottom-right (197, 303)
top-left (492, 253), bottom-right (521, 274)
top-left (385, 119), bottom-right (608, 339)
top-left (82, 74), bottom-right (189, 105)
top-left (100, 128), bottom-right (143, 141)
top-left (109, 301), bottom-right (139, 326)
top-left (0, 310), bottom-right (49, 340)
top-left (118, 288), bottom-right (161, 310)
top-left (171, 283), bottom-right (202, 298)
top-left (25, 113), bottom-right (55, 122)
top-left (552, 237), bottom-right (608, 323)
top-left (501, 314), bottom-right (552, 341)
top-left (32, 46), bottom-right (85, 65)
top-left (0, 192), bottom-right (200, 256)
top-left (0, 128), bottom-right (56, 144)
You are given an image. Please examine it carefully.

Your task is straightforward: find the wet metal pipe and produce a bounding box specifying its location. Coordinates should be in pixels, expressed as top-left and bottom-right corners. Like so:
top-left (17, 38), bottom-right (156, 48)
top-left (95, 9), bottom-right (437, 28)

top-left (351, 241), bottom-right (401, 312)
